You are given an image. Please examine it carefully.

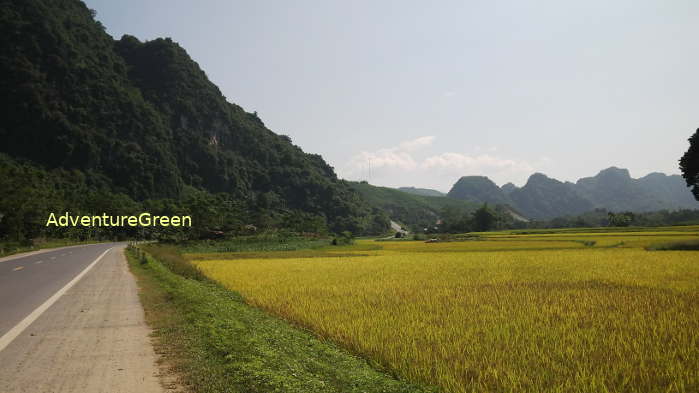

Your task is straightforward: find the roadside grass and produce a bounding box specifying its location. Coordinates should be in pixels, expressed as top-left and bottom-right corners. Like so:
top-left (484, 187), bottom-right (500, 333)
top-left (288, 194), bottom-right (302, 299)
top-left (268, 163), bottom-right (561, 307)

top-left (0, 238), bottom-right (105, 257)
top-left (126, 245), bottom-right (434, 393)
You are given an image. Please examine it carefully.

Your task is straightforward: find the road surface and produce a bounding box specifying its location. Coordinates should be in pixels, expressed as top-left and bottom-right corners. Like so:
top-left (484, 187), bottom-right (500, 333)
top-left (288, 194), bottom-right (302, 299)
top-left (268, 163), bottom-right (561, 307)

top-left (0, 243), bottom-right (165, 392)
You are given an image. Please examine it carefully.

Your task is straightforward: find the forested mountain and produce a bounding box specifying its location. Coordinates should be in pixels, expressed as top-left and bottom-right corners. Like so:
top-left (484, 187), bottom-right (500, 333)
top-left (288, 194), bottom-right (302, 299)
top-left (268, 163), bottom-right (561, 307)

top-left (397, 187), bottom-right (446, 197)
top-left (446, 168), bottom-right (699, 220)
top-left (0, 0), bottom-right (388, 241)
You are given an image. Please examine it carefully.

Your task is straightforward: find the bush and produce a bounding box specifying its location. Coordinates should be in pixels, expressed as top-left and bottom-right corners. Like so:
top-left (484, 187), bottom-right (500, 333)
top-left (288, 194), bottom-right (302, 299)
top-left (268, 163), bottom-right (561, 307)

top-left (331, 231), bottom-right (354, 246)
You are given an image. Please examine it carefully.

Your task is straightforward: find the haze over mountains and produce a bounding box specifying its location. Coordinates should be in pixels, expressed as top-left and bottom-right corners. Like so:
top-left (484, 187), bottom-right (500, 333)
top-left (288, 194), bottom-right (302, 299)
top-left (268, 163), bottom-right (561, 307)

top-left (446, 167), bottom-right (699, 220)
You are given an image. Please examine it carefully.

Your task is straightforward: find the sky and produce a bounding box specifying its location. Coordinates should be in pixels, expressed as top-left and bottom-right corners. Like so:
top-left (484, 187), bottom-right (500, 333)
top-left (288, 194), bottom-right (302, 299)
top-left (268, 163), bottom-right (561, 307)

top-left (85, 0), bottom-right (699, 192)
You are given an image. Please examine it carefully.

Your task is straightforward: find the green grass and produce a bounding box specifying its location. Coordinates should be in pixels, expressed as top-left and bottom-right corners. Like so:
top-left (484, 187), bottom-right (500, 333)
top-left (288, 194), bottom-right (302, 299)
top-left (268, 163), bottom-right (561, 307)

top-left (126, 245), bottom-right (435, 393)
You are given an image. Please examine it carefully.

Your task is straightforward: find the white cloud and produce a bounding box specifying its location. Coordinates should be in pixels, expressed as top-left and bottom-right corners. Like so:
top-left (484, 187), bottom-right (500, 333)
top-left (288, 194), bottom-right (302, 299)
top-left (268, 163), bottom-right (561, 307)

top-left (340, 136), bottom-right (542, 189)
top-left (422, 152), bottom-right (534, 174)
top-left (398, 136), bottom-right (435, 152)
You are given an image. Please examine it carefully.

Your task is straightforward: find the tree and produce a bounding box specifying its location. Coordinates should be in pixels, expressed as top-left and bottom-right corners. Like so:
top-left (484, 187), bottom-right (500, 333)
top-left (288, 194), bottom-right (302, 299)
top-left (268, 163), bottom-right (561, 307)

top-left (680, 128), bottom-right (699, 200)
top-left (473, 204), bottom-right (496, 232)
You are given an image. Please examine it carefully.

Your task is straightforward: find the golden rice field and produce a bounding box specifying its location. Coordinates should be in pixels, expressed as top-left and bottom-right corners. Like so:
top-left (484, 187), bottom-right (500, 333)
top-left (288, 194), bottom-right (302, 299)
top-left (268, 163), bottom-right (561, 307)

top-left (192, 228), bottom-right (699, 393)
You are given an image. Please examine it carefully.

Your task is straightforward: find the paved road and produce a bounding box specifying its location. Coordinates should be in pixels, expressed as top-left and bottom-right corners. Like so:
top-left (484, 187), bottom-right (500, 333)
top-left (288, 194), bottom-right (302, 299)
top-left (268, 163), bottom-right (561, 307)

top-left (0, 244), bottom-right (165, 392)
top-left (0, 243), bottom-right (115, 336)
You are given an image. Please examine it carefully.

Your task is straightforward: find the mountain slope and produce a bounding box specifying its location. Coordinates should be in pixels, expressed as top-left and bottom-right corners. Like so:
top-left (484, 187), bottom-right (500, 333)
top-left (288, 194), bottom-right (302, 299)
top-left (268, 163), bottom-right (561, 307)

top-left (397, 187), bottom-right (446, 197)
top-left (350, 181), bottom-right (477, 231)
top-left (0, 0), bottom-right (385, 237)
top-left (447, 176), bottom-right (510, 205)
top-left (509, 173), bottom-right (594, 220)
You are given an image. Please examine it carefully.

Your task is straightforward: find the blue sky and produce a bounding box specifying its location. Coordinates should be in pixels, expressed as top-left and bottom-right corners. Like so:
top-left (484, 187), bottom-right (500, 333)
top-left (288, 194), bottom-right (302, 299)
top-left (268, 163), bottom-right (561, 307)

top-left (85, 0), bottom-right (699, 191)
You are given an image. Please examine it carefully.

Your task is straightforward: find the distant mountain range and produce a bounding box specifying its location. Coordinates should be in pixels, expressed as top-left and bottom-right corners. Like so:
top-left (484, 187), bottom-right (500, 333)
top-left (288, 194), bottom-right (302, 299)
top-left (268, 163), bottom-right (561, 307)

top-left (447, 167), bottom-right (699, 220)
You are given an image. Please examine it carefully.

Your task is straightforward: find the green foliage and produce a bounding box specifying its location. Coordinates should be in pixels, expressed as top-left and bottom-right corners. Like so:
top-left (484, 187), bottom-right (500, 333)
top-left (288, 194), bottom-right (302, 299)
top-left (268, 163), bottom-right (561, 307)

top-left (332, 231), bottom-right (354, 246)
top-left (608, 211), bottom-right (635, 227)
top-left (349, 181), bottom-right (476, 232)
top-left (473, 204), bottom-right (497, 232)
top-left (680, 128), bottom-right (699, 200)
top-left (0, 0), bottom-right (385, 242)
top-left (525, 208), bottom-right (699, 230)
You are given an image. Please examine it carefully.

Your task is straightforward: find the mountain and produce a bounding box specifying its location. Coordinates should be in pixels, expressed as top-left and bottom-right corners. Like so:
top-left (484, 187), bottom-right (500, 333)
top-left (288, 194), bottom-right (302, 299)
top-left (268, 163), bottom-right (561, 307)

top-left (350, 181), bottom-right (477, 231)
top-left (444, 167), bottom-right (699, 220)
top-left (397, 187), bottom-right (446, 197)
top-left (447, 176), bottom-right (510, 205)
top-left (576, 168), bottom-right (698, 212)
top-left (509, 173), bottom-right (594, 220)
top-left (637, 173), bottom-right (699, 208)
top-left (0, 0), bottom-right (387, 239)
top-left (501, 183), bottom-right (519, 195)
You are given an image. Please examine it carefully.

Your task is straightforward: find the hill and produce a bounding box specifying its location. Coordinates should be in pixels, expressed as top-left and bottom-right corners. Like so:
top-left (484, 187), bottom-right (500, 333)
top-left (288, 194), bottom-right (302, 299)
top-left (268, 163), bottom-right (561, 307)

top-left (397, 187), bottom-right (446, 197)
top-left (349, 181), bottom-right (478, 231)
top-left (447, 176), bottom-right (510, 205)
top-left (0, 0), bottom-right (387, 240)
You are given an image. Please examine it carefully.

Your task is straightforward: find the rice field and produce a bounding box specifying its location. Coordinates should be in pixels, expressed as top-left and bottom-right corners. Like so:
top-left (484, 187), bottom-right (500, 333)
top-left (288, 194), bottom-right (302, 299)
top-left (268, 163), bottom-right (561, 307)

top-left (192, 228), bottom-right (699, 393)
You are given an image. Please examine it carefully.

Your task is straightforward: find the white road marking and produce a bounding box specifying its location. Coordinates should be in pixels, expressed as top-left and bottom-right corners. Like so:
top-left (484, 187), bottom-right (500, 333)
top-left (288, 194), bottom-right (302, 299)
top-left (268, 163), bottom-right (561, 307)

top-left (12, 266), bottom-right (24, 272)
top-left (35, 261), bottom-right (43, 264)
top-left (0, 248), bottom-right (113, 354)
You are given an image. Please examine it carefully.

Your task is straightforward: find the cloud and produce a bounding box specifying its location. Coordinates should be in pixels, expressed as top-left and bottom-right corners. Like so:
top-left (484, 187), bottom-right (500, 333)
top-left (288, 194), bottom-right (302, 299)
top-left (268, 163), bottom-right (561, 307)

top-left (398, 136), bottom-right (435, 152)
top-left (422, 152), bottom-right (534, 174)
top-left (343, 136), bottom-right (434, 175)
top-left (340, 136), bottom-right (542, 189)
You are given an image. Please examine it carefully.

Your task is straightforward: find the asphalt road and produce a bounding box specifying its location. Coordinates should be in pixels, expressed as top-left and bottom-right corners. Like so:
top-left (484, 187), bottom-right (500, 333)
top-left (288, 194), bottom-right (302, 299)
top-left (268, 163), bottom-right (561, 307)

top-left (0, 243), bottom-right (166, 392)
top-left (0, 243), bottom-right (117, 336)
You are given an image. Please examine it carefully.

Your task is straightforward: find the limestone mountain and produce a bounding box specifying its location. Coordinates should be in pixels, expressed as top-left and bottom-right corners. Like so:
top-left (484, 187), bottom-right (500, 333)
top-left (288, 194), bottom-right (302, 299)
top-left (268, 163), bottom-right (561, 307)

top-left (509, 173), bottom-right (594, 220)
top-left (445, 168), bottom-right (699, 220)
top-left (501, 182), bottom-right (519, 195)
top-left (447, 176), bottom-right (510, 205)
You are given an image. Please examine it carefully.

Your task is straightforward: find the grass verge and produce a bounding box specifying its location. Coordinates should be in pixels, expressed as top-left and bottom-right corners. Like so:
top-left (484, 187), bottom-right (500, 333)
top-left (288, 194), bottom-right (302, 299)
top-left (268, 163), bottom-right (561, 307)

top-left (126, 245), bottom-right (434, 393)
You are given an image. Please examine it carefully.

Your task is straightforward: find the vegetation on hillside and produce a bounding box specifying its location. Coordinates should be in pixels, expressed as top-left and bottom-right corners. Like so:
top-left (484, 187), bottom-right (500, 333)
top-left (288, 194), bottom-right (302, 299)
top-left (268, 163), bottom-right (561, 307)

top-left (681, 127), bottom-right (699, 200)
top-left (349, 181), bottom-right (478, 231)
top-left (0, 0), bottom-right (388, 242)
